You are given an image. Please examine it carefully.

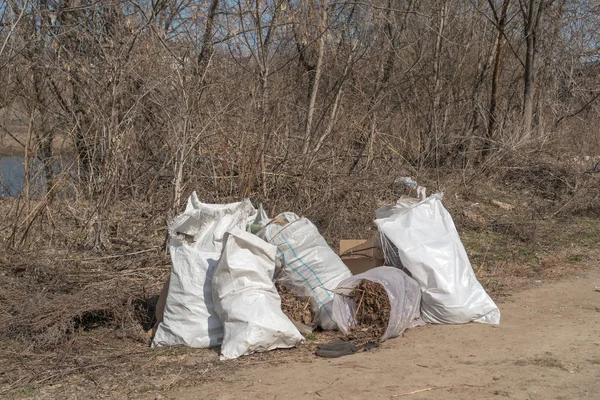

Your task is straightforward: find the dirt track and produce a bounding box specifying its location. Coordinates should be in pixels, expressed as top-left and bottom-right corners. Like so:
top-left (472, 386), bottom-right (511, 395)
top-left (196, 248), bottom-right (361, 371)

top-left (171, 268), bottom-right (600, 400)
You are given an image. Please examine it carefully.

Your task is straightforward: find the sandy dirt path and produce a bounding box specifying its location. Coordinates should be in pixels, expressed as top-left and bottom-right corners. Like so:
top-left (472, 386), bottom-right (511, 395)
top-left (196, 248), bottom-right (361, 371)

top-left (171, 268), bottom-right (600, 400)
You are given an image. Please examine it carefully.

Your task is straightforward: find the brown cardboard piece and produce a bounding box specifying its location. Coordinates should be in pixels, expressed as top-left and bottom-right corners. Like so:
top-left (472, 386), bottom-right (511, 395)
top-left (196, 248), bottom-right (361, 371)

top-left (339, 236), bottom-right (385, 275)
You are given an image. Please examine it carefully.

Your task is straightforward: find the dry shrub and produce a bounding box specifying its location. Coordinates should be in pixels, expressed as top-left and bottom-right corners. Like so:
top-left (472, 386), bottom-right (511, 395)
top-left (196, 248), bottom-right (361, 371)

top-left (0, 247), bottom-right (167, 350)
top-left (560, 174), bottom-right (600, 217)
top-left (490, 220), bottom-right (538, 243)
top-left (454, 208), bottom-right (488, 231)
top-left (0, 197), bottom-right (171, 351)
top-left (493, 153), bottom-right (600, 217)
top-left (0, 284), bottom-right (155, 350)
top-left (346, 280), bottom-right (391, 344)
top-left (501, 161), bottom-right (577, 201)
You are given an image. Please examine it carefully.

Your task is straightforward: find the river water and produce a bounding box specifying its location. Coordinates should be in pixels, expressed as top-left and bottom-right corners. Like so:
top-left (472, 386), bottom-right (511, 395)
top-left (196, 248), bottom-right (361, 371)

top-left (0, 155), bottom-right (75, 198)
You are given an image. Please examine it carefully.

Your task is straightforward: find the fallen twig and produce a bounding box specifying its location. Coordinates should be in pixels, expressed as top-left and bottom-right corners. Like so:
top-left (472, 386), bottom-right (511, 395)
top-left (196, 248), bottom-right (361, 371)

top-left (59, 247), bottom-right (160, 262)
top-left (0, 376), bottom-right (28, 395)
top-left (392, 384), bottom-right (485, 397)
top-left (35, 363), bottom-right (108, 385)
top-left (315, 377), bottom-right (340, 397)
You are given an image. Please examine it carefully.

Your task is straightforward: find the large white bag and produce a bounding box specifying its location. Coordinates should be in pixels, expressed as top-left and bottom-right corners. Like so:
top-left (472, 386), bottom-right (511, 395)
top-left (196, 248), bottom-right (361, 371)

top-left (332, 267), bottom-right (423, 341)
top-left (152, 193), bottom-right (256, 348)
top-left (259, 214), bottom-right (352, 329)
top-left (375, 194), bottom-right (500, 325)
top-left (213, 228), bottom-right (304, 360)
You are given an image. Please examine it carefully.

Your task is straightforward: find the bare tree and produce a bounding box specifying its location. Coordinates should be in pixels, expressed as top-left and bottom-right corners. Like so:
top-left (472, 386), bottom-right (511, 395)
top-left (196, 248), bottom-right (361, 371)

top-left (484, 0), bottom-right (512, 158)
top-left (1, 0), bottom-right (598, 250)
top-left (519, 0), bottom-right (548, 137)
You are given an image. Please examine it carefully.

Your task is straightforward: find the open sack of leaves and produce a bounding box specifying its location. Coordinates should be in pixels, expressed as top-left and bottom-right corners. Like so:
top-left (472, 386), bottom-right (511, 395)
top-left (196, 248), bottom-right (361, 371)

top-left (332, 267), bottom-right (423, 343)
top-left (276, 283), bottom-right (315, 328)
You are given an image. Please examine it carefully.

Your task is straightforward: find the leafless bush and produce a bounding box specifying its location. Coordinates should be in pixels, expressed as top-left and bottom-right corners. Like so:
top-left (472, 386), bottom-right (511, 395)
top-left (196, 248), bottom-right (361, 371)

top-left (0, 247), bottom-right (168, 349)
top-left (0, 1), bottom-right (597, 249)
top-left (0, 1), bottom-right (596, 198)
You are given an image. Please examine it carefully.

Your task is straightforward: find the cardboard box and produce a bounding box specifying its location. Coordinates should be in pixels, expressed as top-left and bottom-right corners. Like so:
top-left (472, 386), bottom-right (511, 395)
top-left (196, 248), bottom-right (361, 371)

top-left (339, 236), bottom-right (385, 275)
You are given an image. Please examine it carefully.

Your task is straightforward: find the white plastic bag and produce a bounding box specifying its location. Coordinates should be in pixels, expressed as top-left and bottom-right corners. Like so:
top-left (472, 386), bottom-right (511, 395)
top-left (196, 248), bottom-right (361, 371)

top-left (152, 193), bottom-right (256, 348)
top-left (375, 194), bottom-right (500, 325)
top-left (213, 228), bottom-right (304, 360)
top-left (259, 214), bottom-right (352, 329)
top-left (332, 267), bottom-right (423, 341)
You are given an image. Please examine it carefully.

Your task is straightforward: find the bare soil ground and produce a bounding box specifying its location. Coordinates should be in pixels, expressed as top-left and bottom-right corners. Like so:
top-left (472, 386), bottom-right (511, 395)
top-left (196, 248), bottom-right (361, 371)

top-left (11, 265), bottom-right (599, 400)
top-left (171, 268), bottom-right (600, 400)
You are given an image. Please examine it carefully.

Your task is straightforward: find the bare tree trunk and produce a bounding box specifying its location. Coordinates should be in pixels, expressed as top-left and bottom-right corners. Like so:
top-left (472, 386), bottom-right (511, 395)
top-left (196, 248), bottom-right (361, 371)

top-left (350, 0), bottom-right (415, 173)
top-left (256, 1), bottom-right (283, 198)
top-left (430, 1), bottom-right (448, 168)
top-left (197, 0), bottom-right (220, 80)
top-left (302, 0), bottom-right (327, 155)
top-left (521, 0), bottom-right (545, 138)
top-left (484, 0), bottom-right (511, 159)
top-left (31, 0), bottom-right (55, 199)
top-left (523, 15), bottom-right (535, 137)
top-left (311, 48), bottom-right (354, 155)
top-left (170, 0), bottom-right (219, 210)
top-left (173, 128), bottom-right (186, 211)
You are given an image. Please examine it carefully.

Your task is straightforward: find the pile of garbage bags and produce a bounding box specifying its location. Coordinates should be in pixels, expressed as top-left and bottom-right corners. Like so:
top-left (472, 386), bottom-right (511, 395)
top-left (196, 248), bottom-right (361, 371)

top-left (152, 188), bottom-right (500, 360)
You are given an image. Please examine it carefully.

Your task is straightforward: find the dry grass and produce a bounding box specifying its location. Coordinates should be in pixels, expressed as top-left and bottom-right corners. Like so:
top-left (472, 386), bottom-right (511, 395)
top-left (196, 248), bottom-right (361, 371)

top-left (0, 155), bottom-right (598, 397)
top-left (0, 328), bottom-right (320, 398)
top-left (0, 196), bottom-right (171, 351)
top-left (0, 253), bottom-right (167, 350)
